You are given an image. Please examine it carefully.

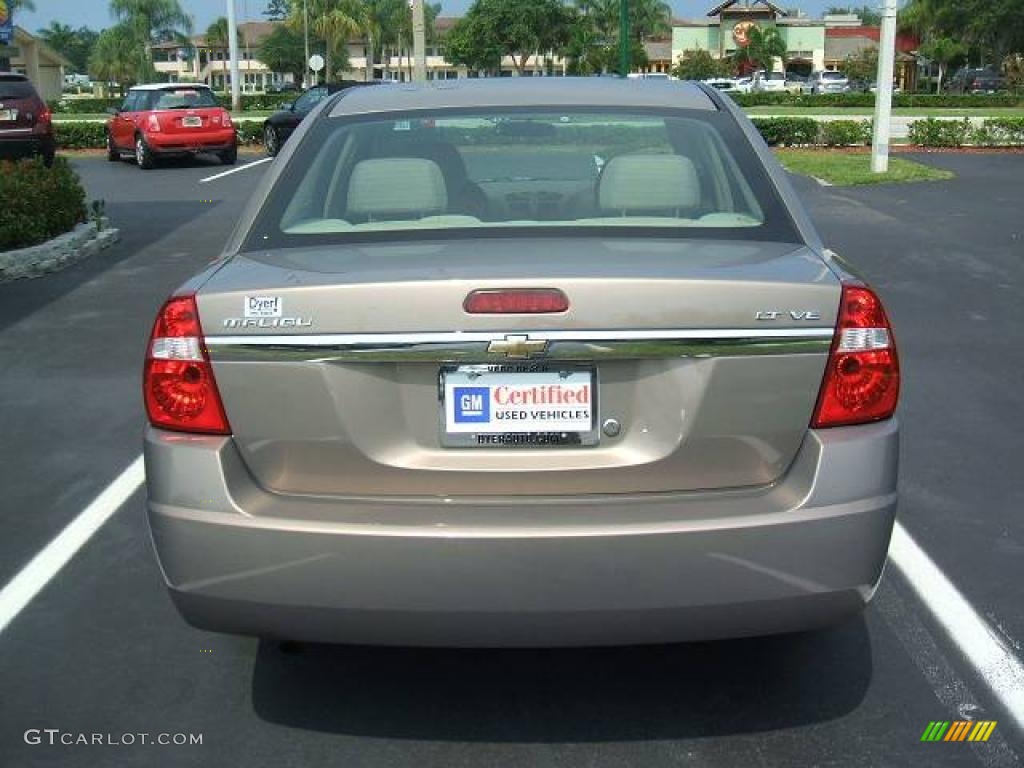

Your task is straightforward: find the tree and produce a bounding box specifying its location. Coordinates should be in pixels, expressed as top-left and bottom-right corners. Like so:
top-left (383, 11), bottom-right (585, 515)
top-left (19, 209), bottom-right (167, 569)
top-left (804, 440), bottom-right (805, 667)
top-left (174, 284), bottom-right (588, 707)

top-left (264, 0), bottom-right (290, 20)
top-left (843, 47), bottom-right (878, 83)
top-left (445, 0), bottom-right (574, 76)
top-left (8, 0), bottom-right (37, 10)
top-left (827, 5), bottom-right (882, 27)
top-left (288, 0), bottom-right (362, 81)
top-left (89, 23), bottom-right (140, 88)
top-left (205, 17), bottom-right (228, 49)
top-left (109, 0), bottom-right (193, 82)
top-left (919, 36), bottom-right (966, 92)
top-left (258, 23), bottom-right (307, 83)
top-left (671, 48), bottom-right (731, 81)
top-left (37, 23), bottom-right (100, 73)
top-left (900, 0), bottom-right (1024, 64)
top-left (737, 25), bottom-right (787, 73)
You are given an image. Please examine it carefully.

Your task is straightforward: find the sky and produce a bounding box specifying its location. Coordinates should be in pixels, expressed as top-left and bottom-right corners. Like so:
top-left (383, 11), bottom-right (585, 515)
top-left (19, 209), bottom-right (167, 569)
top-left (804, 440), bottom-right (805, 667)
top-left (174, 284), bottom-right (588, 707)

top-left (18, 0), bottom-right (845, 35)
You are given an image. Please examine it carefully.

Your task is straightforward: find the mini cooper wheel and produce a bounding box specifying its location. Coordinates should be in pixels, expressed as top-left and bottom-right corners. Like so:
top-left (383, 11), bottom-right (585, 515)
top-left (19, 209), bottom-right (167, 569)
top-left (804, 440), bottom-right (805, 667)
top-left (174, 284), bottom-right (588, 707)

top-left (135, 135), bottom-right (155, 170)
top-left (106, 132), bottom-right (119, 162)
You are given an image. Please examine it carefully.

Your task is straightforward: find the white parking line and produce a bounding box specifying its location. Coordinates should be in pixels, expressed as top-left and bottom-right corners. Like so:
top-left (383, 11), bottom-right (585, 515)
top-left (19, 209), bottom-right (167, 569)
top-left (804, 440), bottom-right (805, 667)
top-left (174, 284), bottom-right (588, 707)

top-left (890, 521), bottom-right (1024, 730)
top-left (198, 156), bottom-right (272, 184)
top-left (0, 456), bottom-right (144, 636)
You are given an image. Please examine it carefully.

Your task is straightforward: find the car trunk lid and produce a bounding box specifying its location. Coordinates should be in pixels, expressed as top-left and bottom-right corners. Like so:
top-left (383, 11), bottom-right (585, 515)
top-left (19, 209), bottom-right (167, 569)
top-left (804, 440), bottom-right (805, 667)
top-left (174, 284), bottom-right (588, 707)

top-left (198, 238), bottom-right (840, 498)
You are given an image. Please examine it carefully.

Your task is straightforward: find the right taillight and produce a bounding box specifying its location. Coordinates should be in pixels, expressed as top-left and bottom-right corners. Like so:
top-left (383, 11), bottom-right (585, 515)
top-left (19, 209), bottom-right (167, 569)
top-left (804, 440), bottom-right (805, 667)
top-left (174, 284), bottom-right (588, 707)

top-left (812, 283), bottom-right (900, 428)
top-left (144, 294), bottom-right (230, 435)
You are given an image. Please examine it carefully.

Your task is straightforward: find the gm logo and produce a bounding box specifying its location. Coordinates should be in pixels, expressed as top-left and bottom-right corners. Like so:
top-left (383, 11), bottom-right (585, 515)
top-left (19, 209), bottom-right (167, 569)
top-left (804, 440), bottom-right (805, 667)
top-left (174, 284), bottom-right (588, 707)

top-left (453, 387), bottom-right (490, 423)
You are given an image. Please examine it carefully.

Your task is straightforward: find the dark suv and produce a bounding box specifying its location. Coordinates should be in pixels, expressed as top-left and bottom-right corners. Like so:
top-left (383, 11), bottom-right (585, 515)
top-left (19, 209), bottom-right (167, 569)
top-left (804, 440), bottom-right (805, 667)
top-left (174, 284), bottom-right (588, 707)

top-left (947, 68), bottom-right (1004, 95)
top-left (0, 73), bottom-right (56, 166)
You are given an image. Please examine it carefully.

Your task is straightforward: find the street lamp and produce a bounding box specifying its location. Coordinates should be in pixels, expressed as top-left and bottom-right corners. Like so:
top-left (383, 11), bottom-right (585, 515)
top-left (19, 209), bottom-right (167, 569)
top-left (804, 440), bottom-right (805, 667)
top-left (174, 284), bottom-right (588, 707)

top-left (871, 0), bottom-right (898, 172)
top-left (619, 0), bottom-right (630, 76)
top-left (226, 0), bottom-right (241, 112)
top-left (303, 0), bottom-right (310, 88)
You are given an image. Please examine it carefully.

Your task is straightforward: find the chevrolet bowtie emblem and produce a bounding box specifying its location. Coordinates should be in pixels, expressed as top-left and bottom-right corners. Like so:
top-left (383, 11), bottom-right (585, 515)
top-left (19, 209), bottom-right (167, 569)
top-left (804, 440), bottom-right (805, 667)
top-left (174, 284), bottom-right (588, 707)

top-left (487, 334), bottom-right (549, 359)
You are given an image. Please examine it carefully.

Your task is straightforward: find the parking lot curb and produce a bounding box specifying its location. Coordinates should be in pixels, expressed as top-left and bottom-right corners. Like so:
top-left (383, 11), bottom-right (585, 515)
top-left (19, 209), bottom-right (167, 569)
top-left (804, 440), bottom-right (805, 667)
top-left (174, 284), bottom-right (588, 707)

top-left (0, 220), bottom-right (120, 283)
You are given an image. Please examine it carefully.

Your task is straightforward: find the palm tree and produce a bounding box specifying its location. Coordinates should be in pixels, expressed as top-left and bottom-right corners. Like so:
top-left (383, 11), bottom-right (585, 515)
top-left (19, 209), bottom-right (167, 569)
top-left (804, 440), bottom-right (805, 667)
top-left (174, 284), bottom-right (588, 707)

top-left (629, 0), bottom-right (671, 42)
top-left (36, 22), bottom-right (78, 54)
top-left (740, 25), bottom-right (788, 74)
top-left (204, 17), bottom-right (232, 49)
top-left (8, 0), bottom-right (38, 10)
top-left (289, 0), bottom-right (363, 81)
top-left (109, 0), bottom-right (193, 81)
top-left (89, 23), bottom-right (139, 90)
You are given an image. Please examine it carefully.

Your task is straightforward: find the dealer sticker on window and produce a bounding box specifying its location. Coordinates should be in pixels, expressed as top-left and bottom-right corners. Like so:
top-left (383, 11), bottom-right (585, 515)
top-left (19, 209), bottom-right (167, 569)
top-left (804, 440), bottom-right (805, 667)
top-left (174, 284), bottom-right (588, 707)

top-left (442, 365), bottom-right (597, 447)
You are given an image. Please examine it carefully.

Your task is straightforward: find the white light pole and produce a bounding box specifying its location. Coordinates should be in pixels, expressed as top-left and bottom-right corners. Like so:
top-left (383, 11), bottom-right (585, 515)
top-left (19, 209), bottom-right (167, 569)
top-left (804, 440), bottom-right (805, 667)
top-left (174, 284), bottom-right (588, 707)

top-left (303, 0), bottom-right (310, 87)
top-left (411, 0), bottom-right (427, 82)
top-left (871, 0), bottom-right (898, 173)
top-left (227, 0), bottom-right (241, 112)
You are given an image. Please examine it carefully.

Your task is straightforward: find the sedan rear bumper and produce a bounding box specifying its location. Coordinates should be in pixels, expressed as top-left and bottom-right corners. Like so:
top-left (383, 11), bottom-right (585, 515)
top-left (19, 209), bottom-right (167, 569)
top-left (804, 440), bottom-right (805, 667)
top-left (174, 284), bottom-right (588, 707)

top-left (145, 419), bottom-right (898, 647)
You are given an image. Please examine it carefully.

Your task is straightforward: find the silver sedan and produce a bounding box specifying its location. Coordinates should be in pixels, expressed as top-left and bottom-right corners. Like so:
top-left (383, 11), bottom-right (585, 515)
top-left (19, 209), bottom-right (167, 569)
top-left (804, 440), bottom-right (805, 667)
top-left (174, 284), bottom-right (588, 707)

top-left (143, 78), bottom-right (900, 647)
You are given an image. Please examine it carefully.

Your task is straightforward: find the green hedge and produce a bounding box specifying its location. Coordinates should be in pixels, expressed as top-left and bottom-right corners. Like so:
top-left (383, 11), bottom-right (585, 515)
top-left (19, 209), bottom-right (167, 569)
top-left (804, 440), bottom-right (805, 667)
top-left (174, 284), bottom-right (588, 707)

top-left (750, 117), bottom-right (822, 146)
top-left (0, 158), bottom-right (87, 250)
top-left (54, 122), bottom-right (108, 150)
top-left (907, 118), bottom-right (973, 147)
top-left (820, 119), bottom-right (873, 147)
top-left (43, 115), bottom-right (1024, 152)
top-left (50, 93), bottom-right (294, 114)
top-left (971, 117), bottom-right (1024, 146)
top-left (734, 92), bottom-right (1024, 109)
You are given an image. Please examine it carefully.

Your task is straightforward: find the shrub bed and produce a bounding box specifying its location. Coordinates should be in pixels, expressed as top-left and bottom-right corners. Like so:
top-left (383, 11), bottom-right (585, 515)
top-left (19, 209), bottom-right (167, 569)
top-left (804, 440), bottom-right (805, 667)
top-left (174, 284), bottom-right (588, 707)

top-left (54, 121), bottom-right (108, 150)
top-left (907, 118), bottom-right (973, 147)
top-left (749, 117), bottom-right (821, 146)
top-left (0, 158), bottom-right (88, 250)
top-left (820, 119), bottom-right (873, 146)
top-left (971, 117), bottom-right (1024, 146)
top-left (50, 93), bottom-right (294, 114)
top-left (733, 92), bottom-right (1024, 109)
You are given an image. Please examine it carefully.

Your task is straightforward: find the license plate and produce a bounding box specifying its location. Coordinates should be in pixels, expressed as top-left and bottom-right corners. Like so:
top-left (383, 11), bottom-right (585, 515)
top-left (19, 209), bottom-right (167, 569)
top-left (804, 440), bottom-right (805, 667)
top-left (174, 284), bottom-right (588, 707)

top-left (441, 364), bottom-right (597, 448)
top-left (182, 116), bottom-right (202, 127)
top-left (0, 109), bottom-right (17, 121)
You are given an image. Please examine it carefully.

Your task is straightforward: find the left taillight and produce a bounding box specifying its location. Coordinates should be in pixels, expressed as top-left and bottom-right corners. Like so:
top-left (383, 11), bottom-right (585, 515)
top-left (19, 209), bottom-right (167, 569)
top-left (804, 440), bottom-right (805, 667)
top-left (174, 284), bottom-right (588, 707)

top-left (144, 294), bottom-right (231, 435)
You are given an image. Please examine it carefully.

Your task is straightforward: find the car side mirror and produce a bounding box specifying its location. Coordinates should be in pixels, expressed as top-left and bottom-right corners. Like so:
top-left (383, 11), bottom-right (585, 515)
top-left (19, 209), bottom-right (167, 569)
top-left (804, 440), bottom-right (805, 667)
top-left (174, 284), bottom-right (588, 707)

top-left (106, 106), bottom-right (121, 116)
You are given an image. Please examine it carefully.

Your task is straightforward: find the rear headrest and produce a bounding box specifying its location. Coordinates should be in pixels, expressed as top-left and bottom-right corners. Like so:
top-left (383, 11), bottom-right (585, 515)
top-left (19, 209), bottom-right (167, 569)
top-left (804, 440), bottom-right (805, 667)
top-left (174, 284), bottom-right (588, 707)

top-left (347, 158), bottom-right (447, 217)
top-left (598, 155), bottom-right (700, 213)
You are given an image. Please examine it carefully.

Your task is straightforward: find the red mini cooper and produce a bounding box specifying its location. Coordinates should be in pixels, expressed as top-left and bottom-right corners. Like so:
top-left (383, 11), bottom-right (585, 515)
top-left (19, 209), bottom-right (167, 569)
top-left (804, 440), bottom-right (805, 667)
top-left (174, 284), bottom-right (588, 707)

top-left (105, 83), bottom-right (237, 169)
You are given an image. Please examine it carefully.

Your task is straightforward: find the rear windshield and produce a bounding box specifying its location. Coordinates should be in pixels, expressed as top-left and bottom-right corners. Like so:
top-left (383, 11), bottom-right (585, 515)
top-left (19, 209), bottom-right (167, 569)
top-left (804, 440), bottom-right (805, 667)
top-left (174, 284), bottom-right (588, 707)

top-left (141, 88), bottom-right (218, 110)
top-left (821, 72), bottom-right (846, 80)
top-left (0, 79), bottom-right (37, 100)
top-left (247, 107), bottom-right (799, 247)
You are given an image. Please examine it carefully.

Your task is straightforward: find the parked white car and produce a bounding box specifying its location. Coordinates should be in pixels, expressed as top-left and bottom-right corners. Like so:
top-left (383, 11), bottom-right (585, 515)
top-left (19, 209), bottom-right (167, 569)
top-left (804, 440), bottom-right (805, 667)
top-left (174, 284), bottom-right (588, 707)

top-left (809, 70), bottom-right (850, 95)
top-left (702, 77), bottom-right (740, 94)
top-left (752, 71), bottom-right (788, 93)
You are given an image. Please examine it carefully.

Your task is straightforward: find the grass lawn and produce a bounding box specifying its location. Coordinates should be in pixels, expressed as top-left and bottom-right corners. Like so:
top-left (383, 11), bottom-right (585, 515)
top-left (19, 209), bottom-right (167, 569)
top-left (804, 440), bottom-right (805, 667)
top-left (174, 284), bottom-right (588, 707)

top-left (775, 149), bottom-right (955, 186)
top-left (746, 106), bottom-right (1024, 117)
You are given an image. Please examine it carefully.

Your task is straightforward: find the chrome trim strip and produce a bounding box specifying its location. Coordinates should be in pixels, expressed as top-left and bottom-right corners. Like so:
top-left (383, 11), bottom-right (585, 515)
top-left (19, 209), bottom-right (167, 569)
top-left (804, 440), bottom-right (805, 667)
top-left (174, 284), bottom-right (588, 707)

top-left (205, 328), bottom-right (834, 362)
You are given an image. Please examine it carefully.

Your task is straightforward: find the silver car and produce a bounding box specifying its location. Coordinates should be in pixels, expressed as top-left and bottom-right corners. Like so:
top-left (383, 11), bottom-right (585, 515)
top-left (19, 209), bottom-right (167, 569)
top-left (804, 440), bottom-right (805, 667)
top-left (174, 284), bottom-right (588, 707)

top-left (144, 79), bottom-right (900, 647)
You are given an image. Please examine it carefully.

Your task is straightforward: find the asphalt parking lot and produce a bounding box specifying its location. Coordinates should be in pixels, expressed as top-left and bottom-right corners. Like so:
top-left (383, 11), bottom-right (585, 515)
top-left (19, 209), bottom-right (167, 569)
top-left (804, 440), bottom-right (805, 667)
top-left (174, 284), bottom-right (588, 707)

top-left (0, 150), bottom-right (1021, 767)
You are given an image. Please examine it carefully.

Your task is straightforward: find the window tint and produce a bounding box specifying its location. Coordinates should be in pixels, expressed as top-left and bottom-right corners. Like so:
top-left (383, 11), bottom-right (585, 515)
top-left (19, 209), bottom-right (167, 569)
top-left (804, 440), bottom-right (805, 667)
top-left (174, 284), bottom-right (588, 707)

top-left (144, 88), bottom-right (218, 110)
top-left (122, 92), bottom-right (140, 112)
top-left (0, 79), bottom-right (37, 99)
top-left (248, 108), bottom-right (799, 248)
